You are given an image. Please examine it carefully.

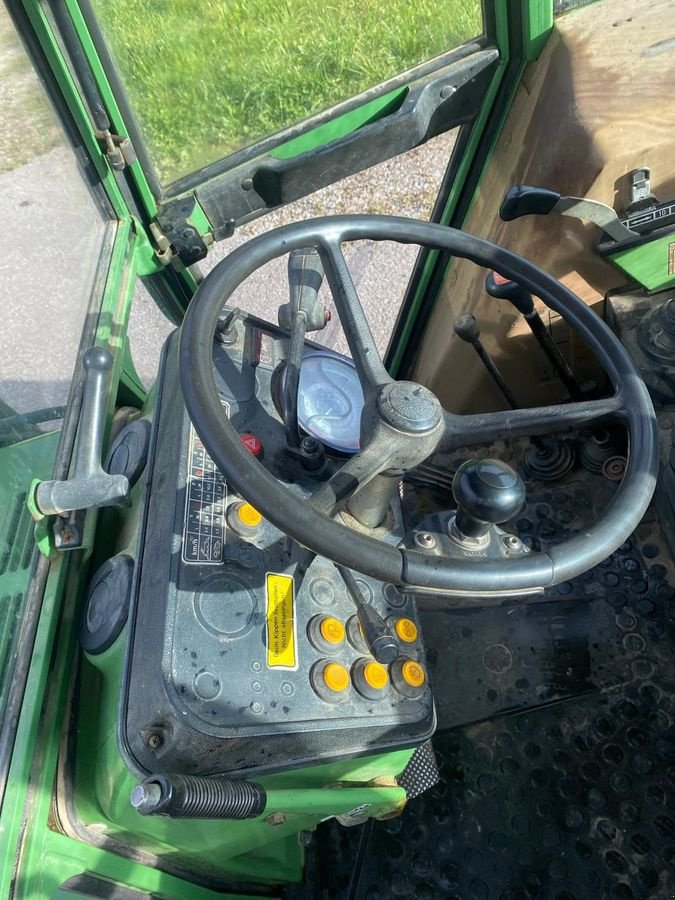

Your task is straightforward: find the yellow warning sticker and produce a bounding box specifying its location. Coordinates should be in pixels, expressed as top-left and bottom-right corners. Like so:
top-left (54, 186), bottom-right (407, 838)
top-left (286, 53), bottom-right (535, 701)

top-left (266, 573), bottom-right (297, 669)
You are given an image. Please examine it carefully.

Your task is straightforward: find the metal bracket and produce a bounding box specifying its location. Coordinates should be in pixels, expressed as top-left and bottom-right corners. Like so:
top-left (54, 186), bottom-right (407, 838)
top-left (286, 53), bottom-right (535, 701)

top-left (34, 348), bottom-right (130, 517)
top-left (154, 197), bottom-right (213, 267)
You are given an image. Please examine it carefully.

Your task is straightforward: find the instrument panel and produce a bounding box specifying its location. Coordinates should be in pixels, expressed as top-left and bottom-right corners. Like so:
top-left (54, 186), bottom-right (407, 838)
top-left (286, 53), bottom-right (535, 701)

top-left (119, 312), bottom-right (434, 778)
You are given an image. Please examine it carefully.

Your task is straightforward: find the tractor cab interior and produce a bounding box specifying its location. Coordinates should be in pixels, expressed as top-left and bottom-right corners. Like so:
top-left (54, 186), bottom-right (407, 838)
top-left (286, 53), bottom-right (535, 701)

top-left (3, 1), bottom-right (675, 898)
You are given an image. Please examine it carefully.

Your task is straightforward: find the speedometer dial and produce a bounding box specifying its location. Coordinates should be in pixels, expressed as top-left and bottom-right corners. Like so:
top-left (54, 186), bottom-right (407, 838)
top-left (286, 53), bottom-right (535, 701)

top-left (294, 352), bottom-right (364, 454)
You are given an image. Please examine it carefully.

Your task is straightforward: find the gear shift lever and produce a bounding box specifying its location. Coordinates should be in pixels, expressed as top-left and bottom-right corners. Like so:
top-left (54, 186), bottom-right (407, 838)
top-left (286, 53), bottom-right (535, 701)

top-left (452, 458), bottom-right (526, 541)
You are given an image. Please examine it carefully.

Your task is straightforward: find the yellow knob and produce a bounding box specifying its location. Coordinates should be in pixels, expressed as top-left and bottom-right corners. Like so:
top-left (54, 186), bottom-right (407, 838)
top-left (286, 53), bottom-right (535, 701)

top-left (323, 663), bottom-right (349, 692)
top-left (319, 617), bottom-right (345, 645)
top-left (363, 661), bottom-right (388, 690)
top-left (237, 502), bottom-right (262, 527)
top-left (394, 618), bottom-right (418, 643)
top-left (401, 660), bottom-right (426, 688)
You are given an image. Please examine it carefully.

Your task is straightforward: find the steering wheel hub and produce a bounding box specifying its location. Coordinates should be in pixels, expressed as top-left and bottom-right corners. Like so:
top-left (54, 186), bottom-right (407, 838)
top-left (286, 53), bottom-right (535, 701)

top-left (377, 381), bottom-right (442, 433)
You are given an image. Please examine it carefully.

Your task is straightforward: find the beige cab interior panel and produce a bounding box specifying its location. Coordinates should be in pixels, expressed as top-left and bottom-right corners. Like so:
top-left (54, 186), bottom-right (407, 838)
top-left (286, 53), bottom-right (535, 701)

top-left (413, 0), bottom-right (675, 413)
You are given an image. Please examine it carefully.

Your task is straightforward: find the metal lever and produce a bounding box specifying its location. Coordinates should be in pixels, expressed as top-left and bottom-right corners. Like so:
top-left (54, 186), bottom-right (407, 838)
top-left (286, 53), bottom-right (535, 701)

top-left (336, 564), bottom-right (398, 665)
top-left (499, 184), bottom-right (635, 243)
top-left (484, 272), bottom-right (583, 400)
top-left (279, 248), bottom-right (327, 449)
top-left (453, 313), bottom-right (519, 409)
top-left (36, 348), bottom-right (130, 515)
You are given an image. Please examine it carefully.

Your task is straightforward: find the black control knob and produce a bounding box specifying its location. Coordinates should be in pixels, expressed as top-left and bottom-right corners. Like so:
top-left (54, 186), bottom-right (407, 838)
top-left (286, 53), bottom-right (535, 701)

top-left (484, 271), bottom-right (534, 316)
top-left (453, 313), bottom-right (481, 345)
top-left (452, 458), bottom-right (526, 539)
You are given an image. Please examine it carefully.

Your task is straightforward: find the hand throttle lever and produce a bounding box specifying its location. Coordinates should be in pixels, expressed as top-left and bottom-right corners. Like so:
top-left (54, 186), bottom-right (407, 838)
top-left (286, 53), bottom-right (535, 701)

top-left (499, 184), bottom-right (635, 242)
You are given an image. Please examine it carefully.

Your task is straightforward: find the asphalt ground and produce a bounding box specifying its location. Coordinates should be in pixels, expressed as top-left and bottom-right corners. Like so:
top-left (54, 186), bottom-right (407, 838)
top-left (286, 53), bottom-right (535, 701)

top-left (2, 134), bottom-right (456, 414)
top-left (128, 129), bottom-right (457, 387)
top-left (1, 0), bottom-right (456, 413)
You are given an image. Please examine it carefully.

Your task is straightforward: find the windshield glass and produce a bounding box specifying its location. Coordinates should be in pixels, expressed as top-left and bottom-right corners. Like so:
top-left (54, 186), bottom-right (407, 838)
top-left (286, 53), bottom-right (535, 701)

top-left (90, 0), bottom-right (482, 185)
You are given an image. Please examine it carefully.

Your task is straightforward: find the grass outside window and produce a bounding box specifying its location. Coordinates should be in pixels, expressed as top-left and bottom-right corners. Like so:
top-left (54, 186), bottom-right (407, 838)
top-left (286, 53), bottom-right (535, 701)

top-left (91, 0), bottom-right (482, 184)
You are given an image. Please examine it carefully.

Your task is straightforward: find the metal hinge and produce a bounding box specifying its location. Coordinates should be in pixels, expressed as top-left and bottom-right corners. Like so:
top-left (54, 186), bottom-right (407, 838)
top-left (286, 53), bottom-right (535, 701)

top-left (96, 129), bottom-right (137, 171)
top-left (153, 197), bottom-right (214, 268)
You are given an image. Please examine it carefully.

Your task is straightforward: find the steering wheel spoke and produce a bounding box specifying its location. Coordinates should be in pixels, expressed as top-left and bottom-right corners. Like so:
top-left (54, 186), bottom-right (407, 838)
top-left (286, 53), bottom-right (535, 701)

top-left (309, 437), bottom-right (397, 516)
top-left (440, 393), bottom-right (625, 451)
top-left (318, 239), bottom-right (391, 393)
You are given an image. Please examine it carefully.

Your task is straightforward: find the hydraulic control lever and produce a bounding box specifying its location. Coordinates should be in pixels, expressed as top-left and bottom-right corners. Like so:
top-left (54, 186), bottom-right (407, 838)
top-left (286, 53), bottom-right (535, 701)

top-left (35, 347), bottom-right (130, 515)
top-left (453, 312), bottom-right (568, 467)
top-left (336, 564), bottom-right (398, 665)
top-left (453, 313), bottom-right (518, 409)
top-left (279, 248), bottom-right (328, 449)
top-left (499, 184), bottom-right (635, 242)
top-left (484, 271), bottom-right (583, 400)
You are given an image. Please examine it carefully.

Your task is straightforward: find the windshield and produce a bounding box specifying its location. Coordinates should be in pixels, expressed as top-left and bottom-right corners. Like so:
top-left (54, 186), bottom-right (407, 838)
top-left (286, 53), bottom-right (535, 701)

top-left (90, 0), bottom-right (482, 185)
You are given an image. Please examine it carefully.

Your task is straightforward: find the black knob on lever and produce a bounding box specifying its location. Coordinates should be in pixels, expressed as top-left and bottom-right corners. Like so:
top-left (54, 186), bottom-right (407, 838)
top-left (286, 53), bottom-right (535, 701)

top-left (452, 459), bottom-right (526, 540)
top-left (484, 272), bottom-right (583, 401)
top-left (336, 565), bottom-right (398, 665)
top-left (499, 185), bottom-right (561, 221)
top-left (454, 314), bottom-right (519, 410)
top-left (485, 271), bottom-right (534, 316)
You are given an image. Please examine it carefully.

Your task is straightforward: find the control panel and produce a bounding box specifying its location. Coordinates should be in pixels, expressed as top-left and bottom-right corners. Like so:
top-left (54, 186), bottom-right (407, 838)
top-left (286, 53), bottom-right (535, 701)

top-left (121, 313), bottom-right (434, 778)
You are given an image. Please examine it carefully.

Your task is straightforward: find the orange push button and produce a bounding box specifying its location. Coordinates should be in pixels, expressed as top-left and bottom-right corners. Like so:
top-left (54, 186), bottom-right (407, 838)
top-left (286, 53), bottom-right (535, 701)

top-left (353, 658), bottom-right (389, 700)
top-left (237, 502), bottom-right (262, 527)
top-left (401, 659), bottom-right (425, 687)
top-left (320, 616), bottom-right (345, 645)
top-left (228, 500), bottom-right (263, 534)
top-left (391, 657), bottom-right (427, 698)
top-left (363, 661), bottom-right (388, 690)
top-left (308, 615), bottom-right (346, 653)
top-left (322, 662), bottom-right (349, 692)
top-left (394, 617), bottom-right (418, 644)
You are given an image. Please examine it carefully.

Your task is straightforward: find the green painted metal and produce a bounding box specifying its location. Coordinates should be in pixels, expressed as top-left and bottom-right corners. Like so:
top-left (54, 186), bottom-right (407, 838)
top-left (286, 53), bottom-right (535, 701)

top-left (185, 198), bottom-right (214, 239)
top-left (131, 219), bottom-right (165, 277)
top-left (609, 234), bottom-right (675, 292)
top-left (62, 0), bottom-right (158, 219)
top-left (117, 336), bottom-right (146, 408)
top-left (271, 87), bottom-right (408, 160)
top-left (388, 0), bottom-right (553, 377)
top-left (0, 433), bottom-right (60, 720)
top-left (20, 1), bottom-right (128, 220)
top-left (522, 0), bottom-right (554, 61)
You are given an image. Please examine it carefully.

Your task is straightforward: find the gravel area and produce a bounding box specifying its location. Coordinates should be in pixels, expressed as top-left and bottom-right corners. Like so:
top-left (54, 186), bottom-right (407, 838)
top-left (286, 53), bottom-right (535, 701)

top-left (129, 129), bottom-right (457, 385)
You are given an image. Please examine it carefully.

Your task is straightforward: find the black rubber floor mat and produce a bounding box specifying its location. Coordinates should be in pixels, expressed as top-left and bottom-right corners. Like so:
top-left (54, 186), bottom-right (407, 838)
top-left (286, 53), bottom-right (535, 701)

top-left (287, 472), bottom-right (675, 898)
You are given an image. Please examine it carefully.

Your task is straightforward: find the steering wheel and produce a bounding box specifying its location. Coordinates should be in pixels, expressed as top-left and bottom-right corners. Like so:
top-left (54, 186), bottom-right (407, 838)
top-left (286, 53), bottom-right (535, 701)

top-left (179, 216), bottom-right (658, 594)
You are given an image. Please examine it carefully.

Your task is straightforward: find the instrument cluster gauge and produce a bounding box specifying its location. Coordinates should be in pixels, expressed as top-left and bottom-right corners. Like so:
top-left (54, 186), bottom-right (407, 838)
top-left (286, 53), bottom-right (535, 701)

top-left (294, 351), bottom-right (365, 454)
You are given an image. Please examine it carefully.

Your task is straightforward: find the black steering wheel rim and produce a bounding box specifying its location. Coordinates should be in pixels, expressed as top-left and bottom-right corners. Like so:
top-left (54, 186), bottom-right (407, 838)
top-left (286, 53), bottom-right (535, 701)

top-left (179, 215), bottom-right (658, 593)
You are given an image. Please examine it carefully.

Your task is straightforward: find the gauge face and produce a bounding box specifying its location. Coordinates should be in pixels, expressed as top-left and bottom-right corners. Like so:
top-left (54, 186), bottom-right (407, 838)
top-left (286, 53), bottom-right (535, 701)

top-left (293, 352), bottom-right (364, 454)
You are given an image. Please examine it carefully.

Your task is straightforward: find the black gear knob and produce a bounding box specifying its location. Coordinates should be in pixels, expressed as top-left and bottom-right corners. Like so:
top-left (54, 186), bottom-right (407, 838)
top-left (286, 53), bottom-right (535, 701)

top-left (452, 458), bottom-right (526, 539)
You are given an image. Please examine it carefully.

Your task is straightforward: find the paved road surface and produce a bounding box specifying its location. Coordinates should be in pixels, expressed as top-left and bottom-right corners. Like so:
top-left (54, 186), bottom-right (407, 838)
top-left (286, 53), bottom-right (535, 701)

top-left (129, 130), bottom-right (456, 386)
top-left (2, 133), bottom-right (456, 413)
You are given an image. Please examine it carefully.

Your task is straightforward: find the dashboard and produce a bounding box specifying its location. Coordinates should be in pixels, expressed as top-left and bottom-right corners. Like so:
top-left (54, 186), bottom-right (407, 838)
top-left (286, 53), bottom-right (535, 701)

top-left (117, 315), bottom-right (434, 778)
